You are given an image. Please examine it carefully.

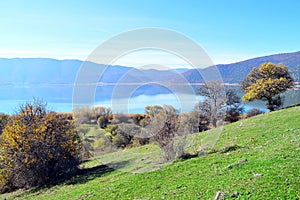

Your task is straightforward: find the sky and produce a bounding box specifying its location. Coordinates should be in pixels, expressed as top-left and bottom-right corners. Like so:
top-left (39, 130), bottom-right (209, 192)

top-left (1, 0), bottom-right (300, 66)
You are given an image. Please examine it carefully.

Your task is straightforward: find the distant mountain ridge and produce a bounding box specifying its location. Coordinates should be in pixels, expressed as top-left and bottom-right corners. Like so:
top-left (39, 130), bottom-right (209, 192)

top-left (182, 51), bottom-right (300, 83)
top-left (0, 51), bottom-right (299, 102)
top-left (0, 58), bottom-right (189, 101)
top-left (0, 58), bottom-right (190, 85)
top-left (0, 58), bottom-right (82, 84)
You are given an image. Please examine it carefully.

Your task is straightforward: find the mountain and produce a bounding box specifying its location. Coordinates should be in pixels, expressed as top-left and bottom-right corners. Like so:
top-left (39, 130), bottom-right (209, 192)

top-left (182, 51), bottom-right (300, 83)
top-left (0, 58), bottom-right (189, 85)
top-left (0, 58), bottom-right (82, 84)
top-left (0, 51), bottom-right (299, 104)
top-left (0, 58), bottom-right (189, 102)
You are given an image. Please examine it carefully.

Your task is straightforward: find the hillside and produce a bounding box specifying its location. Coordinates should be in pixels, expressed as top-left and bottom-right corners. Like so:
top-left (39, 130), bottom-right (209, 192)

top-left (1, 106), bottom-right (299, 199)
top-left (183, 51), bottom-right (300, 83)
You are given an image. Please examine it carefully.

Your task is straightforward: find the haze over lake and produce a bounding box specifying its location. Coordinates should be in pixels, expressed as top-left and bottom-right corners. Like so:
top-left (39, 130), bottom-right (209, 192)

top-left (0, 85), bottom-right (274, 114)
top-left (1, 54), bottom-right (299, 114)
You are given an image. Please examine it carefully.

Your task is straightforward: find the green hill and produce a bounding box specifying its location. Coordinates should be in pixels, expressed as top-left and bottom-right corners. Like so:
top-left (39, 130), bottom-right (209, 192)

top-left (1, 107), bottom-right (299, 199)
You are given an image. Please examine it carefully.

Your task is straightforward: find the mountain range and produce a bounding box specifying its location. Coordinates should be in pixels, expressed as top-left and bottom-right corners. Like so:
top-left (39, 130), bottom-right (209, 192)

top-left (182, 51), bottom-right (300, 83)
top-left (0, 51), bottom-right (299, 102)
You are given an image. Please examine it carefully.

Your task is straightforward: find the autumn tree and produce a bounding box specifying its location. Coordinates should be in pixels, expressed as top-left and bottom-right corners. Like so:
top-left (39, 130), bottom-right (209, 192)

top-left (241, 62), bottom-right (294, 111)
top-left (0, 100), bottom-right (81, 193)
top-left (148, 105), bottom-right (183, 161)
top-left (145, 105), bottom-right (164, 119)
top-left (73, 106), bottom-right (112, 126)
top-left (72, 105), bottom-right (94, 124)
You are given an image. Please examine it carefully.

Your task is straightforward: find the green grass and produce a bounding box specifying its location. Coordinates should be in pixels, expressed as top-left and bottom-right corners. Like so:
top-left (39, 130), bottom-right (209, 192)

top-left (1, 107), bottom-right (300, 199)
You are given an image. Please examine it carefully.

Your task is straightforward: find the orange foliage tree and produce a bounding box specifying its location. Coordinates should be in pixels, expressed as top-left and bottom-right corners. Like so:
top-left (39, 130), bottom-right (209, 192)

top-left (0, 100), bottom-right (82, 193)
top-left (241, 62), bottom-right (294, 111)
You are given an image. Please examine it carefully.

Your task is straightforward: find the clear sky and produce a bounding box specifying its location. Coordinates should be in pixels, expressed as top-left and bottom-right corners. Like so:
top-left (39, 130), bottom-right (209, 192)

top-left (1, 0), bottom-right (300, 65)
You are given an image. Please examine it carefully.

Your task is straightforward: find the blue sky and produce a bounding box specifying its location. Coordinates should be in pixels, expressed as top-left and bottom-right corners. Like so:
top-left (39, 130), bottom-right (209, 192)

top-left (0, 0), bottom-right (299, 65)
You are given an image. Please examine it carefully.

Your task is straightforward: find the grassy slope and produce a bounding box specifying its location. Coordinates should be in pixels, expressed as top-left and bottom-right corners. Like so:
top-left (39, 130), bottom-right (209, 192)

top-left (1, 107), bottom-right (300, 199)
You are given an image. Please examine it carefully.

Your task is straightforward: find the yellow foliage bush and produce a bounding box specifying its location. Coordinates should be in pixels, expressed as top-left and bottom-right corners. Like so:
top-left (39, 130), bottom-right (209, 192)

top-left (0, 100), bottom-right (82, 193)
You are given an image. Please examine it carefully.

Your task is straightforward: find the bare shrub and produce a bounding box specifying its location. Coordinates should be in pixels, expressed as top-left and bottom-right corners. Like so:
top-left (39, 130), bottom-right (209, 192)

top-left (246, 108), bottom-right (264, 118)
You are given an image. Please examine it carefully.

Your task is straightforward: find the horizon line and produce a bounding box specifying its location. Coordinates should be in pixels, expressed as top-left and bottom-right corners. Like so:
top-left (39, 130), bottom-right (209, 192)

top-left (0, 50), bottom-right (299, 68)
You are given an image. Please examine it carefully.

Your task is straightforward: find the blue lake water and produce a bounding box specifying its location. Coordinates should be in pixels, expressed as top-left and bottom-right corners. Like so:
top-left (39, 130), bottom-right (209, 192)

top-left (0, 85), bottom-right (298, 114)
top-left (0, 93), bottom-right (269, 114)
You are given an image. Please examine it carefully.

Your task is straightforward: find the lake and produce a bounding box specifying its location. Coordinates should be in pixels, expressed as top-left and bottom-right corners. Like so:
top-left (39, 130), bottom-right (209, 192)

top-left (0, 93), bottom-right (270, 114)
top-left (1, 85), bottom-right (299, 114)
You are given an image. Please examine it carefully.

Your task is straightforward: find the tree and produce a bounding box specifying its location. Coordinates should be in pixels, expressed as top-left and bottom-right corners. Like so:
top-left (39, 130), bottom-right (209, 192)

top-left (241, 62), bottom-right (294, 111)
top-left (198, 81), bottom-right (243, 126)
top-left (93, 106), bottom-right (112, 128)
top-left (0, 100), bottom-right (81, 192)
top-left (197, 81), bottom-right (227, 127)
top-left (145, 105), bottom-right (164, 119)
top-left (179, 104), bottom-right (210, 135)
top-left (73, 106), bottom-right (112, 125)
top-left (72, 105), bottom-right (94, 124)
top-left (150, 105), bottom-right (182, 161)
top-left (224, 88), bottom-right (244, 123)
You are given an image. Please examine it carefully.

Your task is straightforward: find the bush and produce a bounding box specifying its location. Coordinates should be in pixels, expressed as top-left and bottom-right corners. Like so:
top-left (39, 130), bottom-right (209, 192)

top-left (246, 108), bottom-right (264, 118)
top-left (225, 106), bottom-right (243, 123)
top-left (79, 127), bottom-right (95, 160)
top-left (97, 116), bottom-right (109, 128)
top-left (93, 136), bottom-right (115, 155)
top-left (0, 100), bottom-right (82, 193)
top-left (73, 106), bottom-right (112, 124)
top-left (0, 113), bottom-right (9, 135)
top-left (112, 132), bottom-right (132, 148)
top-left (151, 105), bottom-right (181, 161)
top-left (105, 124), bottom-right (133, 148)
top-left (179, 109), bottom-right (210, 135)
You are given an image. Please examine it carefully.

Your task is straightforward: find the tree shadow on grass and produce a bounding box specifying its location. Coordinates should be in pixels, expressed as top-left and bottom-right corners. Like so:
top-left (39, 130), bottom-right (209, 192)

top-left (67, 160), bottom-right (129, 185)
top-left (65, 161), bottom-right (129, 184)
top-left (10, 160), bottom-right (130, 199)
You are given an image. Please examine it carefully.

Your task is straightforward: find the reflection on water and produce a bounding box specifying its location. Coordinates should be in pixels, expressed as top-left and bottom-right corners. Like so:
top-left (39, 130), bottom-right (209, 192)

top-left (0, 86), bottom-right (299, 114)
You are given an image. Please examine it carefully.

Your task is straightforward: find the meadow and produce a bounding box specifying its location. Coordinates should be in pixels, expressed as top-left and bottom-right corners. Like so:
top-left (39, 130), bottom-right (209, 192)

top-left (1, 106), bottom-right (299, 199)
